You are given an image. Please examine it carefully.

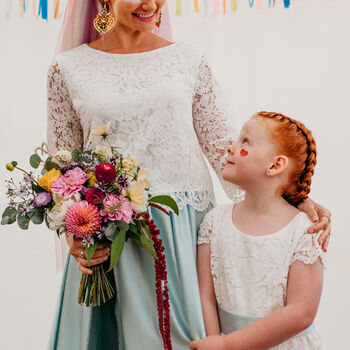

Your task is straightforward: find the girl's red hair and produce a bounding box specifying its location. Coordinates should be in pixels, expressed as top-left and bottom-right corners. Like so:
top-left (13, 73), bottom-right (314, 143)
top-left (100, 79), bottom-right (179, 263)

top-left (254, 111), bottom-right (317, 206)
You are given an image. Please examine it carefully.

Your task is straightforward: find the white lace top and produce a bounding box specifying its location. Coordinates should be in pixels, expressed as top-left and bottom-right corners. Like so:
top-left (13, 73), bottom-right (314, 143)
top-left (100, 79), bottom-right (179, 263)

top-left (47, 42), bottom-right (244, 212)
top-left (198, 204), bottom-right (326, 350)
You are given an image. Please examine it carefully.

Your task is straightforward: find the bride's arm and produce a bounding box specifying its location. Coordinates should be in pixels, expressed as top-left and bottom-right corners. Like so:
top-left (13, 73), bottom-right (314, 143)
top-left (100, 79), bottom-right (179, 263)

top-left (192, 53), bottom-right (243, 203)
top-left (47, 62), bottom-right (109, 273)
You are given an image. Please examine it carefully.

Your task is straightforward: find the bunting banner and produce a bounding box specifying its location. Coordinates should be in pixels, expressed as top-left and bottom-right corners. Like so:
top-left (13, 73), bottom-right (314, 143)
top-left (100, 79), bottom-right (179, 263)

top-left (1, 0), bottom-right (305, 20)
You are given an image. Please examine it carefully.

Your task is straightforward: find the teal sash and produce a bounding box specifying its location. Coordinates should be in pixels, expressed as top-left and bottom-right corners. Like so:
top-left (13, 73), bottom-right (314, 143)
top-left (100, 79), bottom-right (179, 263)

top-left (218, 305), bottom-right (316, 337)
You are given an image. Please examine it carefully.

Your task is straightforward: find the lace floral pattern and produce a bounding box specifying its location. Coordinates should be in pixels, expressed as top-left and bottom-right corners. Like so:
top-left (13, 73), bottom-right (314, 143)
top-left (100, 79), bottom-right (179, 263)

top-left (47, 42), bottom-right (243, 211)
top-left (198, 204), bottom-right (325, 349)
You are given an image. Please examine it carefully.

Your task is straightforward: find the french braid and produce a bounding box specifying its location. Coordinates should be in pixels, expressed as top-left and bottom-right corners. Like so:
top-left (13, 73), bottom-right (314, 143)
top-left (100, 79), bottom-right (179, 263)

top-left (254, 111), bottom-right (317, 206)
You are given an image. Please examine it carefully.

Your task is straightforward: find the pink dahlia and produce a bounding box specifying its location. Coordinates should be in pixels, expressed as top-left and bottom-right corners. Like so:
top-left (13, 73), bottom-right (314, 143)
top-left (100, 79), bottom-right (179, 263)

top-left (100, 194), bottom-right (133, 223)
top-left (51, 167), bottom-right (87, 199)
top-left (65, 201), bottom-right (102, 239)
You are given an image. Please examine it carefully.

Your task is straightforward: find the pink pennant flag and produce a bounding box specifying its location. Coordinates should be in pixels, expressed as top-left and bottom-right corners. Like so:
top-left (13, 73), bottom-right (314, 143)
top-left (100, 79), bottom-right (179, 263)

top-left (213, 0), bottom-right (220, 16)
top-left (257, 0), bottom-right (262, 10)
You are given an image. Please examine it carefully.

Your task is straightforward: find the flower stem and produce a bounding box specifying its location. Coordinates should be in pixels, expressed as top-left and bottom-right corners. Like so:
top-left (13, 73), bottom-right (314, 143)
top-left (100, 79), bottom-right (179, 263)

top-left (14, 166), bottom-right (39, 185)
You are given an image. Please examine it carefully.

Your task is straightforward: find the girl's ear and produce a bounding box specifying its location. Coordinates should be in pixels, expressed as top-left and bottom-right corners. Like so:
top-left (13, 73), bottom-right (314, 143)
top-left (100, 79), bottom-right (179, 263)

top-left (267, 155), bottom-right (289, 176)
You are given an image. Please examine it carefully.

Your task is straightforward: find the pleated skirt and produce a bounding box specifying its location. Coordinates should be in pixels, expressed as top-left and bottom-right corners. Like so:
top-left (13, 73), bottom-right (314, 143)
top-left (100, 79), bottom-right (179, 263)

top-left (48, 202), bottom-right (211, 350)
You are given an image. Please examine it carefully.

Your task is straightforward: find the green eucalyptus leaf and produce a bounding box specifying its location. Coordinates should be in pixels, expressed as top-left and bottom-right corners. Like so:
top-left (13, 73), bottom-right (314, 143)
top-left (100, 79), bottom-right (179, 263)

top-left (108, 229), bottom-right (126, 272)
top-left (44, 158), bottom-right (60, 171)
top-left (85, 243), bottom-right (98, 267)
top-left (1, 207), bottom-right (17, 225)
top-left (148, 195), bottom-right (179, 215)
top-left (104, 222), bottom-right (118, 241)
top-left (30, 154), bottom-right (41, 169)
top-left (72, 149), bottom-right (82, 163)
top-left (17, 213), bottom-right (30, 230)
top-left (28, 209), bottom-right (44, 225)
top-left (32, 183), bottom-right (46, 193)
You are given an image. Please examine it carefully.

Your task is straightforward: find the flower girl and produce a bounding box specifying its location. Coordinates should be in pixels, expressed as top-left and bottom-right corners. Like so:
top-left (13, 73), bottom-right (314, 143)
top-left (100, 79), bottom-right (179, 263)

top-left (189, 112), bottom-right (326, 350)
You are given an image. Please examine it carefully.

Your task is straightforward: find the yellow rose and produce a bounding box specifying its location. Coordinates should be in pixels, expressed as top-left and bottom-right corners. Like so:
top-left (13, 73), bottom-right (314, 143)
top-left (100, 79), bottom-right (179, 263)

top-left (38, 168), bottom-right (62, 193)
top-left (87, 171), bottom-right (99, 187)
top-left (127, 184), bottom-right (147, 213)
top-left (90, 123), bottom-right (111, 137)
top-left (137, 168), bottom-right (151, 189)
top-left (122, 157), bottom-right (136, 174)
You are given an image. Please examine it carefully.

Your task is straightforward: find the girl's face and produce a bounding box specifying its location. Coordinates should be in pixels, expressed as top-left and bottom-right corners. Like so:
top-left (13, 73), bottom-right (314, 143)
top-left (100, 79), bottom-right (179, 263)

top-left (108, 0), bottom-right (165, 32)
top-left (222, 118), bottom-right (277, 188)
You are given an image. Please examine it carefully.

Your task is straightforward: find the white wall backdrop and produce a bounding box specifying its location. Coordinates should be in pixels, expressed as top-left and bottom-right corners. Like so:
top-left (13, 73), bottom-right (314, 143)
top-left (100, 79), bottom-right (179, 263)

top-left (0, 0), bottom-right (349, 349)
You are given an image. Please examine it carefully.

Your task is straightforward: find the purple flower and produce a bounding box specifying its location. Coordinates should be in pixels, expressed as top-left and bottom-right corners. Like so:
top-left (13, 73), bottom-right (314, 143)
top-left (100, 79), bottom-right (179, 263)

top-left (60, 164), bottom-right (74, 173)
top-left (117, 175), bottom-right (129, 189)
top-left (23, 173), bottom-right (33, 184)
top-left (17, 185), bottom-right (28, 198)
top-left (110, 155), bottom-right (120, 166)
top-left (20, 205), bottom-right (30, 216)
top-left (33, 192), bottom-right (52, 207)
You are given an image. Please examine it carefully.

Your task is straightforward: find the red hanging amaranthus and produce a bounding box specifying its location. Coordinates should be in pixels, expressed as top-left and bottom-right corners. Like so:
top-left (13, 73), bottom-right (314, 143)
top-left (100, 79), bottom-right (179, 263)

top-left (135, 212), bottom-right (172, 350)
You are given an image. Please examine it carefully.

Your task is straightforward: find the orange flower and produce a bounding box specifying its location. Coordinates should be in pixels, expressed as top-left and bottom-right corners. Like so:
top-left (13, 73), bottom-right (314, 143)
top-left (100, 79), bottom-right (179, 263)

top-left (38, 168), bottom-right (62, 192)
top-left (87, 171), bottom-right (99, 187)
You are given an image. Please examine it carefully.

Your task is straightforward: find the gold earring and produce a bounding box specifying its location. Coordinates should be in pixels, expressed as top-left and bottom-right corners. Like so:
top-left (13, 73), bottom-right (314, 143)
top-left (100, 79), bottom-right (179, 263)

top-left (94, 2), bottom-right (115, 35)
top-left (156, 10), bottom-right (162, 28)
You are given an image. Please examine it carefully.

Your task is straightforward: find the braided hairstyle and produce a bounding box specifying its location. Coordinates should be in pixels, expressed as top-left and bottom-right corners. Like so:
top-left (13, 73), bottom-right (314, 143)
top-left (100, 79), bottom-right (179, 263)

top-left (253, 111), bottom-right (317, 207)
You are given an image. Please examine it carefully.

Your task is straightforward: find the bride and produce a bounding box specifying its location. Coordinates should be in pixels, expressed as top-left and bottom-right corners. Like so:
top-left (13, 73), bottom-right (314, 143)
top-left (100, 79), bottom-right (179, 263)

top-left (47, 1), bottom-right (331, 349)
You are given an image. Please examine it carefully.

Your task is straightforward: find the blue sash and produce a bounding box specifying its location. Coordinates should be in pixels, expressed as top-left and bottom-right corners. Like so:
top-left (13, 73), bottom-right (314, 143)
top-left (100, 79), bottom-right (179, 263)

top-left (218, 305), bottom-right (316, 337)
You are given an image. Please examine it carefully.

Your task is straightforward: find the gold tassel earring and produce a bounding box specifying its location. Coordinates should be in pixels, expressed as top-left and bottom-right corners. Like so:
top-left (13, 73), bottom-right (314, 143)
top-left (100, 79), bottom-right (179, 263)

top-left (94, 2), bottom-right (115, 35)
top-left (156, 10), bottom-right (162, 28)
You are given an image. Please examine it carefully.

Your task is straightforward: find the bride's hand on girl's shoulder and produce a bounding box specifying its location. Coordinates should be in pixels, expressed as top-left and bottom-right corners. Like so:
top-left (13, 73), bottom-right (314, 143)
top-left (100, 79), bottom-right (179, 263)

top-left (65, 233), bottom-right (110, 275)
top-left (189, 335), bottom-right (227, 350)
top-left (298, 198), bottom-right (332, 252)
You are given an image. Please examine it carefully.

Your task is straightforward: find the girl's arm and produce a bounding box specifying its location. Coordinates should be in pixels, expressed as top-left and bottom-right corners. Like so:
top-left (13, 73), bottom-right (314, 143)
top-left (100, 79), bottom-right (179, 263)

top-left (190, 258), bottom-right (323, 350)
top-left (197, 243), bottom-right (221, 336)
top-left (222, 258), bottom-right (323, 350)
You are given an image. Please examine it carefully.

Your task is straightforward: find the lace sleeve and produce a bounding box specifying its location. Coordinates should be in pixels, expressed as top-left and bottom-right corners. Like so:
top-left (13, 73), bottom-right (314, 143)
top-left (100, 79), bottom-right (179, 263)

top-left (198, 208), bottom-right (216, 245)
top-left (192, 54), bottom-right (244, 202)
top-left (47, 62), bottom-right (84, 155)
top-left (291, 231), bottom-right (326, 269)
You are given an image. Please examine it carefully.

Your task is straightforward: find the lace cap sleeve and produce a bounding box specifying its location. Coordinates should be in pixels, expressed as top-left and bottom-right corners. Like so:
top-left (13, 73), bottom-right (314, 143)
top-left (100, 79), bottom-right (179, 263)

top-left (290, 217), bottom-right (326, 268)
top-left (198, 208), bottom-right (217, 245)
top-left (192, 54), bottom-right (244, 202)
top-left (47, 62), bottom-right (84, 155)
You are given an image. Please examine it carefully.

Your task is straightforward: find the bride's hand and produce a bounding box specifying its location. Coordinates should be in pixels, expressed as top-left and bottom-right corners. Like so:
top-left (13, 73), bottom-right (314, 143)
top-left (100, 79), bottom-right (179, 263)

top-left (66, 233), bottom-right (110, 275)
top-left (298, 198), bottom-right (332, 252)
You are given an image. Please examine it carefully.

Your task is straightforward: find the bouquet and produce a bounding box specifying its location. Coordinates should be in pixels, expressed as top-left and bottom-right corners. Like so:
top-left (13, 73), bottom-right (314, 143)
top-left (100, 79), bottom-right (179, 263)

top-left (2, 123), bottom-right (177, 350)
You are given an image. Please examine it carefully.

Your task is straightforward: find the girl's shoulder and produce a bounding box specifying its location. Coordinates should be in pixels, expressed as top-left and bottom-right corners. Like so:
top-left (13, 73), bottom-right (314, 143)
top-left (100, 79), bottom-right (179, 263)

top-left (198, 203), bottom-right (232, 245)
top-left (289, 212), bottom-right (326, 268)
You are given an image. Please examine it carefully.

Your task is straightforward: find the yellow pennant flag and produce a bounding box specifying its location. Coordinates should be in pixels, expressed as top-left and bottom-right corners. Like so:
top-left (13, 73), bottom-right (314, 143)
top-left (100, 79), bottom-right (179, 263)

top-left (194, 0), bottom-right (199, 13)
top-left (231, 0), bottom-right (237, 12)
top-left (176, 0), bottom-right (182, 16)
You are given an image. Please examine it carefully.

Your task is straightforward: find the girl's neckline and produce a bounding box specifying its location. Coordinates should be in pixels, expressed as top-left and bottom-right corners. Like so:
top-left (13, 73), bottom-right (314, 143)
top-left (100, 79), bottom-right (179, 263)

top-left (84, 41), bottom-right (178, 57)
top-left (228, 203), bottom-right (303, 239)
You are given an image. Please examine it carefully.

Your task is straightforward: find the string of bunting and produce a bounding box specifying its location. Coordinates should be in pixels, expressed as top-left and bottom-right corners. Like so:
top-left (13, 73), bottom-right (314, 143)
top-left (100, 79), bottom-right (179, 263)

top-left (2, 0), bottom-right (64, 20)
top-left (2, 0), bottom-right (298, 20)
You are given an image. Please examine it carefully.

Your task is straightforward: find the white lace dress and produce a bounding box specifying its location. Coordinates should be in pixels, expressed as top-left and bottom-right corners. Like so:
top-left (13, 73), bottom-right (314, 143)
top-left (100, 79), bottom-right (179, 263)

top-left (198, 204), bottom-right (326, 350)
top-left (47, 42), bottom-right (244, 350)
top-left (47, 42), bottom-right (243, 210)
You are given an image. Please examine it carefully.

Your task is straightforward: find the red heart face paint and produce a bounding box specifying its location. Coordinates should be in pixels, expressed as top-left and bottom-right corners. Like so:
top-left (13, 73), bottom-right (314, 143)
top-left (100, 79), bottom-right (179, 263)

top-left (240, 149), bottom-right (248, 157)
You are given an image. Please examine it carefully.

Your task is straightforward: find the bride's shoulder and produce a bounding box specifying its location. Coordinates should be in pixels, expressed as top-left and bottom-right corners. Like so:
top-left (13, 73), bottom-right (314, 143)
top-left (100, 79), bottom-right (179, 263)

top-left (174, 41), bottom-right (206, 61)
top-left (53, 44), bottom-right (88, 68)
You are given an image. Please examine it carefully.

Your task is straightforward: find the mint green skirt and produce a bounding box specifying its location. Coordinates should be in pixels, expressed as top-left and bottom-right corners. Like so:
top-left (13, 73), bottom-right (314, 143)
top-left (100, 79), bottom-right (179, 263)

top-left (48, 202), bottom-right (211, 350)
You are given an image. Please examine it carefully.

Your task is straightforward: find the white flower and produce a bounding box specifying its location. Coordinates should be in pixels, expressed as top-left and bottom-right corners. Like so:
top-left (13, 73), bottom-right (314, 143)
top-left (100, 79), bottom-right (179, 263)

top-left (127, 184), bottom-right (148, 213)
top-left (46, 193), bottom-right (81, 230)
top-left (94, 145), bottom-right (111, 157)
top-left (90, 123), bottom-right (111, 137)
top-left (54, 150), bottom-right (72, 165)
top-left (122, 157), bottom-right (136, 174)
top-left (137, 168), bottom-right (151, 189)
